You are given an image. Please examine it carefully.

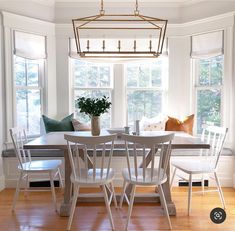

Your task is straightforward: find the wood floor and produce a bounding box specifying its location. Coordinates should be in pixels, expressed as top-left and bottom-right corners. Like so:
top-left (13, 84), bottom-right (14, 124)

top-left (0, 187), bottom-right (235, 231)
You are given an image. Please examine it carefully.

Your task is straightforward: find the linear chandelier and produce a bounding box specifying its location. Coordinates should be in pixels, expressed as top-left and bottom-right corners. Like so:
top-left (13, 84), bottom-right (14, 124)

top-left (72, 0), bottom-right (168, 58)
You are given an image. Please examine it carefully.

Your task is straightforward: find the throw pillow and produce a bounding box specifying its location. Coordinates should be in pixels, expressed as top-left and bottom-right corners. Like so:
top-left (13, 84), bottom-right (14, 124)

top-left (165, 114), bottom-right (194, 135)
top-left (144, 121), bottom-right (166, 131)
top-left (42, 114), bottom-right (74, 133)
top-left (140, 115), bottom-right (167, 131)
top-left (72, 119), bottom-right (91, 131)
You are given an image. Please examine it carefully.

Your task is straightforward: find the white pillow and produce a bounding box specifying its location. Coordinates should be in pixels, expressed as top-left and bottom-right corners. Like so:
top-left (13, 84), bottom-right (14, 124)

top-left (140, 115), bottom-right (167, 131)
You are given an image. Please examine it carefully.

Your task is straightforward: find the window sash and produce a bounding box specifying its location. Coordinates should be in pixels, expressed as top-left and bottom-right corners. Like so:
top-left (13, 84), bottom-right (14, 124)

top-left (13, 56), bottom-right (44, 137)
top-left (193, 56), bottom-right (224, 134)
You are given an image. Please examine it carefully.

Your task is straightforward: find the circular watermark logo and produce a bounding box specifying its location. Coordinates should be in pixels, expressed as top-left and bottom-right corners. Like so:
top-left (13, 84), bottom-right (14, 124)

top-left (210, 207), bottom-right (226, 224)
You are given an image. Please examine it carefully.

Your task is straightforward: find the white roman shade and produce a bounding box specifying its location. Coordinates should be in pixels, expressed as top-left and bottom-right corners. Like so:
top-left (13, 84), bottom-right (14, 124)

top-left (191, 31), bottom-right (224, 59)
top-left (14, 31), bottom-right (47, 59)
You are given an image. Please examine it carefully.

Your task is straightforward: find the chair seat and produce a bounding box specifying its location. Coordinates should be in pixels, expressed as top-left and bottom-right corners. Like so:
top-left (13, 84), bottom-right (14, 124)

top-left (171, 159), bottom-right (215, 174)
top-left (19, 159), bottom-right (62, 172)
top-left (71, 168), bottom-right (115, 185)
top-left (122, 168), bottom-right (167, 186)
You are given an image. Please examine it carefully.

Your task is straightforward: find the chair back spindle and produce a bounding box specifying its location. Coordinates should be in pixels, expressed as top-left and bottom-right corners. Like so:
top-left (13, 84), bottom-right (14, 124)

top-left (64, 134), bottom-right (117, 183)
top-left (121, 133), bottom-right (174, 183)
top-left (200, 125), bottom-right (228, 169)
top-left (10, 127), bottom-right (32, 169)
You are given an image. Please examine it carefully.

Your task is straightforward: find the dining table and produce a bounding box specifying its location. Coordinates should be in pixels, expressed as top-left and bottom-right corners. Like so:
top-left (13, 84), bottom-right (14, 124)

top-left (23, 130), bottom-right (210, 217)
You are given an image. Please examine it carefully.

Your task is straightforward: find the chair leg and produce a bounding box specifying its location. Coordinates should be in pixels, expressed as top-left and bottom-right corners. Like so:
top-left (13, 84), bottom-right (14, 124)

top-left (214, 172), bottom-right (226, 209)
top-left (188, 174), bottom-right (192, 215)
top-left (120, 180), bottom-right (128, 208)
top-left (24, 174), bottom-right (29, 198)
top-left (110, 182), bottom-right (118, 209)
top-left (158, 184), bottom-right (172, 230)
top-left (125, 185), bottom-right (136, 231)
top-left (170, 167), bottom-right (177, 190)
top-left (49, 171), bottom-right (57, 212)
top-left (57, 168), bottom-right (64, 188)
top-left (12, 171), bottom-right (23, 212)
top-left (67, 184), bottom-right (79, 231)
top-left (102, 185), bottom-right (115, 231)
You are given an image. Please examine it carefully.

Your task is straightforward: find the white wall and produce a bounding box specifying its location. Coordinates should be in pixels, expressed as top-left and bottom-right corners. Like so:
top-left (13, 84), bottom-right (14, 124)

top-left (0, 0), bottom-right (54, 22)
top-left (168, 36), bottom-right (191, 119)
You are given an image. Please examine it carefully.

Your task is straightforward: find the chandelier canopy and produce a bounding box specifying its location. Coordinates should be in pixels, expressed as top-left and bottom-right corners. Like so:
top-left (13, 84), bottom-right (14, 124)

top-left (72, 0), bottom-right (168, 58)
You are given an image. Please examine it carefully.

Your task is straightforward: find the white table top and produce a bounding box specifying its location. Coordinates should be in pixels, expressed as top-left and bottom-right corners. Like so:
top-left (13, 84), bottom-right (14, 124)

top-left (24, 130), bottom-right (210, 150)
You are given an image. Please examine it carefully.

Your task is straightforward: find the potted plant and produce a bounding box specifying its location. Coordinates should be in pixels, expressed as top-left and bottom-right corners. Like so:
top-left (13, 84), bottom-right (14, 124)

top-left (75, 96), bottom-right (112, 136)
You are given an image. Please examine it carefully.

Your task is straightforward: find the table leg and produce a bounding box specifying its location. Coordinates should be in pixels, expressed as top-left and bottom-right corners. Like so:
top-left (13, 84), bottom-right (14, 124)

top-left (59, 149), bottom-right (72, 217)
top-left (125, 149), bottom-right (176, 215)
top-left (157, 162), bottom-right (176, 215)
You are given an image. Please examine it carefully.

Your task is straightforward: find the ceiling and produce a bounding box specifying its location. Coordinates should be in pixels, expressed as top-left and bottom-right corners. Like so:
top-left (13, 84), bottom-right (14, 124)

top-left (32, 0), bottom-right (235, 7)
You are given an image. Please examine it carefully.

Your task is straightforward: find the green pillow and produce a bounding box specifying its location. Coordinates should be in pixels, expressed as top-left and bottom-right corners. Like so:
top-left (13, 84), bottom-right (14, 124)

top-left (42, 114), bottom-right (74, 133)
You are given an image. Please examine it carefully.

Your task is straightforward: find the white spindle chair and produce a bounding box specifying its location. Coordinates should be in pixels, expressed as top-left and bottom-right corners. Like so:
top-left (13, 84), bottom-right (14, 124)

top-left (10, 127), bottom-right (63, 211)
top-left (170, 125), bottom-right (228, 215)
top-left (64, 134), bottom-right (117, 231)
top-left (120, 133), bottom-right (175, 230)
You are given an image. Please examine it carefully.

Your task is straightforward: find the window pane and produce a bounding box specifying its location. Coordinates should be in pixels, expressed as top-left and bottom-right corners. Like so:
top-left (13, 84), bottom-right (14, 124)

top-left (74, 62), bottom-right (87, 87)
top-left (87, 66), bottom-right (98, 87)
top-left (100, 66), bottom-right (111, 87)
top-left (27, 61), bottom-right (39, 86)
top-left (127, 90), bottom-right (162, 127)
top-left (14, 56), bottom-right (26, 86)
top-left (197, 89), bottom-right (221, 134)
top-left (151, 62), bottom-right (162, 87)
top-left (198, 59), bottom-right (209, 86)
top-left (211, 59), bottom-right (223, 85)
top-left (126, 67), bottom-right (138, 87)
top-left (139, 66), bottom-right (150, 87)
top-left (74, 90), bottom-right (111, 128)
top-left (16, 89), bottom-right (41, 136)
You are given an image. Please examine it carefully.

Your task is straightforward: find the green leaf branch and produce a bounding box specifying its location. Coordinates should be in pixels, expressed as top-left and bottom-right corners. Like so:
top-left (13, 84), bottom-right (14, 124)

top-left (75, 96), bottom-right (112, 117)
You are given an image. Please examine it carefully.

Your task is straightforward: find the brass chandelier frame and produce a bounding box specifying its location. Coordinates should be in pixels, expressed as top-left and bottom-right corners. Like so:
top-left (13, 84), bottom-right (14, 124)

top-left (72, 0), bottom-right (168, 58)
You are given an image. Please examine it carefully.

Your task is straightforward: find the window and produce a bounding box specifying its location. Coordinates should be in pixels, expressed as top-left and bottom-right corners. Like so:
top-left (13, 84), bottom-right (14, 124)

top-left (125, 60), bottom-right (168, 127)
top-left (11, 31), bottom-right (46, 137)
top-left (71, 59), bottom-right (113, 128)
top-left (14, 56), bottom-right (44, 136)
top-left (194, 55), bottom-right (223, 134)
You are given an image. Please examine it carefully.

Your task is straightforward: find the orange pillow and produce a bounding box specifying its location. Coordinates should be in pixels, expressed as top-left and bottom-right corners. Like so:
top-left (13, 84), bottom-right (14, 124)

top-left (165, 114), bottom-right (194, 135)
